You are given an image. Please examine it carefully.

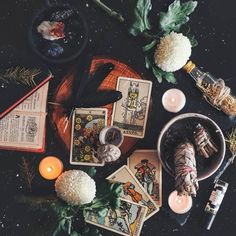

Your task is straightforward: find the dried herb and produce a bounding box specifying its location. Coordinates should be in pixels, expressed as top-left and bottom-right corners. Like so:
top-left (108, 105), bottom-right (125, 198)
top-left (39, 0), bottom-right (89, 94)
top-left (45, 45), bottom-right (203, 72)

top-left (19, 157), bottom-right (35, 192)
top-left (214, 128), bottom-right (236, 182)
top-left (197, 79), bottom-right (236, 117)
top-left (0, 66), bottom-right (41, 87)
top-left (174, 142), bottom-right (199, 196)
top-left (193, 124), bottom-right (218, 158)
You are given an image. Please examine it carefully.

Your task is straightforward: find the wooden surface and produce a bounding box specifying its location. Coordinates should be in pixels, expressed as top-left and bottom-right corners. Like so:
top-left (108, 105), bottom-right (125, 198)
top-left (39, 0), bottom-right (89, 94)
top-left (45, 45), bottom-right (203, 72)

top-left (50, 57), bottom-right (142, 156)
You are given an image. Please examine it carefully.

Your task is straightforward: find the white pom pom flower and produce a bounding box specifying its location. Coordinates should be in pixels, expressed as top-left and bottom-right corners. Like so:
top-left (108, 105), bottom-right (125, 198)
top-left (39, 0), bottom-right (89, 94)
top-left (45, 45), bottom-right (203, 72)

top-left (55, 170), bottom-right (96, 205)
top-left (154, 32), bottom-right (192, 72)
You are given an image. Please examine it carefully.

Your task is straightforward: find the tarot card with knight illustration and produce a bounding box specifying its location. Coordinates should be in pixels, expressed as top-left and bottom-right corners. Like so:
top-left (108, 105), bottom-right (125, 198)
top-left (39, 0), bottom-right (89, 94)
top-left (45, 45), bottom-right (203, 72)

top-left (106, 165), bottom-right (159, 220)
top-left (111, 77), bottom-right (152, 138)
top-left (128, 150), bottom-right (162, 207)
top-left (85, 198), bottom-right (147, 236)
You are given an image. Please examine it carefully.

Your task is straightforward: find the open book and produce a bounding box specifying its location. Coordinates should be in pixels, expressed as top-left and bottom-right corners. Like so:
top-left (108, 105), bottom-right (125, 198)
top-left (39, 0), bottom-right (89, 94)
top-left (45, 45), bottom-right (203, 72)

top-left (0, 82), bottom-right (49, 152)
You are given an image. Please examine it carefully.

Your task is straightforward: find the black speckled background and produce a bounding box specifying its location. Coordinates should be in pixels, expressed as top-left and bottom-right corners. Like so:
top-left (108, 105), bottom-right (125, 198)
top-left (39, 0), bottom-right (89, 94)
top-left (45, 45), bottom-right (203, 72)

top-left (0, 0), bottom-right (236, 236)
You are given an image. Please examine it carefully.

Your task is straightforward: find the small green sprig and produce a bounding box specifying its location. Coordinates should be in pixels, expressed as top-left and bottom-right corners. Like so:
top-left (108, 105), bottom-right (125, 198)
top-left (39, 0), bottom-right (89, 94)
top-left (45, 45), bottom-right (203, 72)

top-left (214, 128), bottom-right (236, 182)
top-left (0, 66), bottom-right (41, 87)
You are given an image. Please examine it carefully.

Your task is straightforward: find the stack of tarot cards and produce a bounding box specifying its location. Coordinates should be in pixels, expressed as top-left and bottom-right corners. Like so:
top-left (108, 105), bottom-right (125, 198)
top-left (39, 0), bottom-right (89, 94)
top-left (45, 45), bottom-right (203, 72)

top-left (84, 150), bottom-right (162, 236)
top-left (70, 77), bottom-right (152, 166)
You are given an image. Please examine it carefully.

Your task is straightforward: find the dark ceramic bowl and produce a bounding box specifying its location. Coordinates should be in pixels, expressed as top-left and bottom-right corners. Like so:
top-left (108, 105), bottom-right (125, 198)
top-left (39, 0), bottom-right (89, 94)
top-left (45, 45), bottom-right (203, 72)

top-left (157, 113), bottom-right (225, 181)
top-left (29, 4), bottom-right (88, 64)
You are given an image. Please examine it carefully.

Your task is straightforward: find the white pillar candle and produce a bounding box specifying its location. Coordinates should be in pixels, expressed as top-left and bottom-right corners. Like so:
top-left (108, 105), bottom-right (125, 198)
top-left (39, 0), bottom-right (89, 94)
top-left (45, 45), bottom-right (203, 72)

top-left (168, 190), bottom-right (192, 214)
top-left (162, 88), bottom-right (186, 113)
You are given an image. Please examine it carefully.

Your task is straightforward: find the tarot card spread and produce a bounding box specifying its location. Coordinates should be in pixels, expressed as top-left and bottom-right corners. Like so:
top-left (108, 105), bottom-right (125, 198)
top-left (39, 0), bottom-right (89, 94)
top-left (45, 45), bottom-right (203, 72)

top-left (70, 108), bottom-right (107, 166)
top-left (106, 165), bottom-right (159, 220)
top-left (85, 199), bottom-right (147, 236)
top-left (128, 150), bottom-right (162, 207)
top-left (111, 77), bottom-right (152, 138)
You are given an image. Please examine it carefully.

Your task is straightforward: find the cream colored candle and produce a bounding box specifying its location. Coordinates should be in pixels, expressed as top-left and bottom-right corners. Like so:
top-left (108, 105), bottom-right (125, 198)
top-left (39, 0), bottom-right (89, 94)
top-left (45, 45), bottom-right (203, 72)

top-left (162, 88), bottom-right (186, 113)
top-left (39, 156), bottom-right (63, 180)
top-left (168, 190), bottom-right (192, 214)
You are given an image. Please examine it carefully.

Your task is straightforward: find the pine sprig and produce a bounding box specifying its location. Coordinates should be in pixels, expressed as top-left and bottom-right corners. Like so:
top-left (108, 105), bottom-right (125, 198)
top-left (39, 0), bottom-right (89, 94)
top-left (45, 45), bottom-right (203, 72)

top-left (19, 157), bottom-right (36, 192)
top-left (0, 66), bottom-right (41, 87)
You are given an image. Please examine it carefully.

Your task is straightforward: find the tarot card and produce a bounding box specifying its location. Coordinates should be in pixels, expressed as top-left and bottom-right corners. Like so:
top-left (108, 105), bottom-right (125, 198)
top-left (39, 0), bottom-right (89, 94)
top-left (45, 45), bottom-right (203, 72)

top-left (70, 108), bottom-right (107, 166)
top-left (85, 199), bottom-right (147, 236)
top-left (127, 150), bottom-right (162, 207)
top-left (111, 77), bottom-right (152, 138)
top-left (106, 165), bottom-right (159, 220)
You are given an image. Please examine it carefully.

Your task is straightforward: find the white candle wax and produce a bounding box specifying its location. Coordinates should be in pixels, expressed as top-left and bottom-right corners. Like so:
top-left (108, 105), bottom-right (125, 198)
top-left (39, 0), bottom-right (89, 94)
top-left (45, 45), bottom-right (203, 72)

top-left (162, 88), bottom-right (186, 113)
top-left (168, 190), bottom-right (192, 214)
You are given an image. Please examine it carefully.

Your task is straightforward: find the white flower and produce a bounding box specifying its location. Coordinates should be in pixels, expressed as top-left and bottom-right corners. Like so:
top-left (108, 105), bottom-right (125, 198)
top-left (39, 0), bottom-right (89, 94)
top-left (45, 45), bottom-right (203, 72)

top-left (55, 170), bottom-right (96, 205)
top-left (154, 32), bottom-right (192, 72)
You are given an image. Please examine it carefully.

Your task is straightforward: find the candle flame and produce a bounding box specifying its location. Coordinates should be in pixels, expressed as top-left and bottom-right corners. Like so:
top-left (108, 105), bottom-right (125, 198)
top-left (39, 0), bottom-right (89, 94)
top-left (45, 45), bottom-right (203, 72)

top-left (171, 98), bottom-right (176, 102)
top-left (47, 166), bottom-right (54, 172)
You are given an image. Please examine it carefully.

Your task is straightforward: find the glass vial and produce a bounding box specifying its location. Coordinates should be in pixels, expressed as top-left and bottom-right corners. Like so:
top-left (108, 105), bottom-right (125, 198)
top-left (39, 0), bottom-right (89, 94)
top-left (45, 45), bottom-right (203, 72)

top-left (183, 61), bottom-right (236, 116)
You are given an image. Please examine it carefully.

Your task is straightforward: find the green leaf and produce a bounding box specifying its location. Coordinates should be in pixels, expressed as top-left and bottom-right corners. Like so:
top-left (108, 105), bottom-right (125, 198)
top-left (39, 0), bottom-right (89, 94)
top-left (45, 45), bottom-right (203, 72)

top-left (98, 208), bottom-right (109, 217)
top-left (110, 197), bottom-right (121, 210)
top-left (151, 65), bottom-right (163, 83)
top-left (110, 182), bottom-right (123, 196)
top-left (164, 72), bottom-right (177, 84)
top-left (129, 0), bottom-right (152, 36)
top-left (142, 40), bottom-right (157, 52)
top-left (70, 231), bottom-right (80, 236)
top-left (188, 34), bottom-right (198, 47)
top-left (159, 0), bottom-right (198, 33)
top-left (83, 167), bottom-right (97, 178)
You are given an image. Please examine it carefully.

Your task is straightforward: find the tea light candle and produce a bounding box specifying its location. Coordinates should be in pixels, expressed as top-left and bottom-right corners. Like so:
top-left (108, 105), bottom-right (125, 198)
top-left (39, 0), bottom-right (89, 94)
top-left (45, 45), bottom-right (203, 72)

top-left (168, 190), bottom-right (192, 214)
top-left (39, 156), bottom-right (63, 180)
top-left (162, 88), bottom-right (186, 113)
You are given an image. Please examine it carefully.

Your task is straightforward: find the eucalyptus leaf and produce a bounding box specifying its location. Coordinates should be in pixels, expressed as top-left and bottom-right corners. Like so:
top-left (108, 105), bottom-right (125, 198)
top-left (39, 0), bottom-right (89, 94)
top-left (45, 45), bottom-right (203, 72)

top-left (129, 0), bottom-right (152, 36)
top-left (142, 40), bottom-right (157, 52)
top-left (70, 231), bottom-right (80, 236)
top-left (159, 0), bottom-right (198, 33)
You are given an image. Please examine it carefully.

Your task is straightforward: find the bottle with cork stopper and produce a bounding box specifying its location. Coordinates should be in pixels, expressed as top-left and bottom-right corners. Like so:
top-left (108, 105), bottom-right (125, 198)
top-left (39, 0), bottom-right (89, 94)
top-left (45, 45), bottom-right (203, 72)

top-left (183, 61), bottom-right (236, 117)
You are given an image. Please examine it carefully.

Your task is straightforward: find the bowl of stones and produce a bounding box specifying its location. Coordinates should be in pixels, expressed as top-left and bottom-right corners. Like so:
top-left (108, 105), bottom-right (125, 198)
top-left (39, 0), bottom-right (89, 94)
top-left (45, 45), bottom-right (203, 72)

top-left (157, 113), bottom-right (226, 181)
top-left (29, 4), bottom-right (88, 64)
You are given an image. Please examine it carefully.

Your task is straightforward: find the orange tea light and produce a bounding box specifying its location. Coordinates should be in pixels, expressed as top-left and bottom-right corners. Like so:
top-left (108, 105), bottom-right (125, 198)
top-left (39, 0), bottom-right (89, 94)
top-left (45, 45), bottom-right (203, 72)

top-left (39, 156), bottom-right (63, 180)
top-left (168, 190), bottom-right (192, 214)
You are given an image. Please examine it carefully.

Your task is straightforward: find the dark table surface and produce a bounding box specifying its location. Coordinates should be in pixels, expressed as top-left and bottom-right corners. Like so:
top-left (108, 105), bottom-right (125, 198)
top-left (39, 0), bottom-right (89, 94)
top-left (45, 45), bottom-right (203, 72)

top-left (0, 0), bottom-right (236, 236)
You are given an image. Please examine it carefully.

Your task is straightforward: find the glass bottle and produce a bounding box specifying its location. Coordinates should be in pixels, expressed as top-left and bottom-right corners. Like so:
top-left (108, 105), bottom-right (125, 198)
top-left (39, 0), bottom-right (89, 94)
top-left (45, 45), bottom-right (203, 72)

top-left (183, 61), bottom-right (236, 117)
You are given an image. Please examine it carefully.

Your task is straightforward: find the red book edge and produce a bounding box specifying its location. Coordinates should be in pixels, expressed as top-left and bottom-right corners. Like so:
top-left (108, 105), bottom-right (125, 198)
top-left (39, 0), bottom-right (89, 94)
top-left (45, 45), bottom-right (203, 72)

top-left (0, 74), bottom-right (53, 153)
top-left (0, 120), bottom-right (47, 153)
top-left (0, 74), bottom-right (53, 120)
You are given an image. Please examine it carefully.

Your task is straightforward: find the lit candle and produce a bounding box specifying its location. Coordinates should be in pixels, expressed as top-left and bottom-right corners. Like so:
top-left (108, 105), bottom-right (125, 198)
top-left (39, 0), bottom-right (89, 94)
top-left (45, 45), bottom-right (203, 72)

top-left (162, 88), bottom-right (186, 113)
top-left (168, 190), bottom-right (192, 214)
top-left (39, 156), bottom-right (63, 180)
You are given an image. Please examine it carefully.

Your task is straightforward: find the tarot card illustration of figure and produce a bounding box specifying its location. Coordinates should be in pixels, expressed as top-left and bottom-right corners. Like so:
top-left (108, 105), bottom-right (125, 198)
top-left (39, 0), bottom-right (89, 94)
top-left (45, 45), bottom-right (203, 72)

top-left (70, 108), bottom-right (107, 166)
top-left (106, 165), bottom-right (159, 220)
top-left (111, 77), bottom-right (152, 138)
top-left (128, 150), bottom-right (162, 207)
top-left (85, 199), bottom-right (147, 236)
